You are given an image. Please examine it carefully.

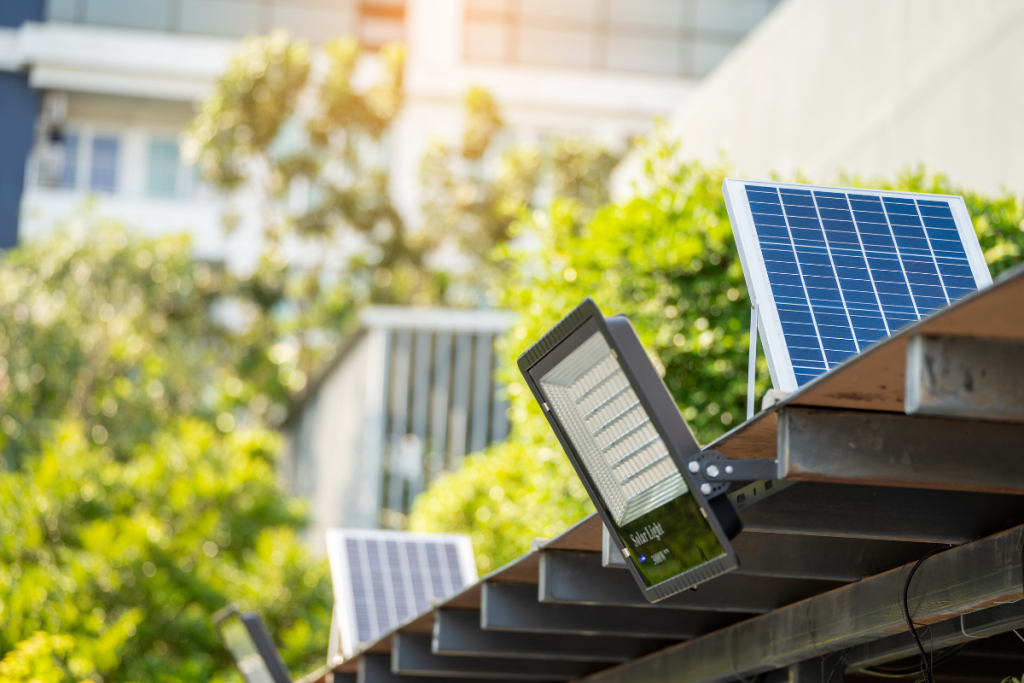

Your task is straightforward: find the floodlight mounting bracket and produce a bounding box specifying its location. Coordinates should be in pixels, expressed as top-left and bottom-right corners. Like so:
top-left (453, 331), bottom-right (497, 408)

top-left (688, 450), bottom-right (779, 492)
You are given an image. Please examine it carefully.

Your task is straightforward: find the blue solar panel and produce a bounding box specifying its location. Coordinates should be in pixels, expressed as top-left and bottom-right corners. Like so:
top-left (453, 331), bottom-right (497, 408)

top-left (724, 180), bottom-right (991, 391)
top-left (327, 529), bottom-right (477, 658)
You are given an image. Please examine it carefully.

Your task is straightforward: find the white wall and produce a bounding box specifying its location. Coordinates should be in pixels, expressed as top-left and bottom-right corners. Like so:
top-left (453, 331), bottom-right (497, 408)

top-left (284, 329), bottom-right (389, 554)
top-left (620, 0), bottom-right (1024, 196)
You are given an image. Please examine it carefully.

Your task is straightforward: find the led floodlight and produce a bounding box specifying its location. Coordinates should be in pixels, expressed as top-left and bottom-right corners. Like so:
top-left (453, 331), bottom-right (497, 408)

top-left (519, 299), bottom-right (741, 602)
top-left (213, 606), bottom-right (291, 683)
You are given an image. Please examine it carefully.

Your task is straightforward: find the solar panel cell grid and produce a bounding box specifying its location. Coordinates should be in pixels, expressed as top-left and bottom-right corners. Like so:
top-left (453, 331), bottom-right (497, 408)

top-left (337, 535), bottom-right (471, 647)
top-left (743, 183), bottom-right (980, 387)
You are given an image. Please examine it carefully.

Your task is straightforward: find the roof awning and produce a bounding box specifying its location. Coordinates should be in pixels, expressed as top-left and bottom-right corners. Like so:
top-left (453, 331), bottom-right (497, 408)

top-left (302, 262), bottom-right (1024, 683)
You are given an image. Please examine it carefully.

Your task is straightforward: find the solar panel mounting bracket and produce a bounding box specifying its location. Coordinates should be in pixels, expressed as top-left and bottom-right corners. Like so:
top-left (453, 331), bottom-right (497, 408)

top-left (688, 450), bottom-right (778, 486)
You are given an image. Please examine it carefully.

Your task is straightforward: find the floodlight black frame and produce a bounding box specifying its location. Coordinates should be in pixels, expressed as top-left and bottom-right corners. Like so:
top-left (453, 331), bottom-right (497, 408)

top-left (518, 298), bottom-right (741, 603)
top-left (213, 605), bottom-right (292, 683)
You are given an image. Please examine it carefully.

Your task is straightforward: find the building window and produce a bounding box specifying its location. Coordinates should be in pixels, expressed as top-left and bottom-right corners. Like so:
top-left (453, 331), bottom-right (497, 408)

top-left (463, 0), bottom-right (777, 77)
top-left (37, 133), bottom-right (79, 189)
top-left (147, 139), bottom-right (180, 198)
top-left (89, 135), bottom-right (120, 193)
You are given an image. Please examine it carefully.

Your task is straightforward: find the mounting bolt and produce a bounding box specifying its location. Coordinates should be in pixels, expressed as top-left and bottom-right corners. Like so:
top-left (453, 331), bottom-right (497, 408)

top-left (706, 464), bottom-right (720, 478)
top-left (725, 465), bottom-right (734, 474)
top-left (700, 483), bottom-right (712, 495)
top-left (688, 461), bottom-right (700, 473)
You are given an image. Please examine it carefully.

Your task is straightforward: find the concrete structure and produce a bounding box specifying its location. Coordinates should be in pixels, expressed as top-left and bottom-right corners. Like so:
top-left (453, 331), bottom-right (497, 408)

top-left (0, 0), bottom-right (780, 263)
top-left (281, 307), bottom-right (512, 553)
top-left (618, 0), bottom-right (1024, 196)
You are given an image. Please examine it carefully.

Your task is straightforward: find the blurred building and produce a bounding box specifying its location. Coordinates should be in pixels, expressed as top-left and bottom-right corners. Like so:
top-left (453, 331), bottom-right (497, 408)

top-left (281, 306), bottom-right (512, 553)
top-left (0, 0), bottom-right (781, 256)
top-left (615, 0), bottom-right (1024, 197)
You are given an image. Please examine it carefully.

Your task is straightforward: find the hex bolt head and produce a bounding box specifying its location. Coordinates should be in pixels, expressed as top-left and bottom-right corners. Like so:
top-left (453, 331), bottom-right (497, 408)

top-left (688, 461), bottom-right (700, 473)
top-left (706, 464), bottom-right (720, 478)
top-left (700, 483), bottom-right (712, 495)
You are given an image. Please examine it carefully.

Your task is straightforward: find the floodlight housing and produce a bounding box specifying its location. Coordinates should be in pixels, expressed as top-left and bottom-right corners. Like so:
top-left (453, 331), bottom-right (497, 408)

top-left (519, 299), bottom-right (741, 602)
top-left (213, 606), bottom-right (292, 683)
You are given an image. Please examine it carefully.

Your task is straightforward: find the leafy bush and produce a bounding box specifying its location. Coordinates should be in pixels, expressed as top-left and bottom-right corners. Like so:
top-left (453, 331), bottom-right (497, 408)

top-left (411, 136), bottom-right (1024, 573)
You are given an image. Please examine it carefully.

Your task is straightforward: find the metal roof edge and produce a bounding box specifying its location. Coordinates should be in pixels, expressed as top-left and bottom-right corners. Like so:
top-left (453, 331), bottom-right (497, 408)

top-left (359, 306), bottom-right (514, 333)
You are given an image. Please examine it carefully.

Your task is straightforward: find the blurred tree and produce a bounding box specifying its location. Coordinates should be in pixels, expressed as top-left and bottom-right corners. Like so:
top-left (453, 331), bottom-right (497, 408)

top-left (418, 88), bottom-right (620, 306)
top-left (0, 222), bottom-right (330, 682)
top-left (1, 31), bottom-right (624, 680)
top-left (411, 133), bottom-right (1024, 574)
top-left (0, 420), bottom-right (330, 683)
top-left (0, 218), bottom-right (325, 466)
top-left (184, 33), bottom-right (619, 357)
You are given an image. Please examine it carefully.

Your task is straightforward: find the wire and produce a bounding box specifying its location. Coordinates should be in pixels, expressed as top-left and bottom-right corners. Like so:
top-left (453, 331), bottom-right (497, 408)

top-left (855, 669), bottom-right (921, 679)
top-left (861, 643), bottom-right (970, 676)
top-left (901, 547), bottom-right (949, 683)
top-left (826, 649), bottom-right (850, 683)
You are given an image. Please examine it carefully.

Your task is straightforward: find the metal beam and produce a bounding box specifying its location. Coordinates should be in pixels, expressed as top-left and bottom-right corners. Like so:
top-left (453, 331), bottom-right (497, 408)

top-left (392, 633), bottom-right (603, 681)
top-left (432, 609), bottom-right (676, 662)
top-left (739, 480), bottom-right (1024, 544)
top-left (357, 654), bottom-right (523, 683)
top-left (778, 407), bottom-right (1024, 494)
top-left (844, 600), bottom-right (1024, 671)
top-left (539, 550), bottom-right (846, 611)
top-left (602, 526), bottom-right (929, 582)
top-left (731, 533), bottom-right (946, 581)
top-left (576, 524), bottom-right (1024, 683)
top-left (906, 334), bottom-right (1024, 423)
top-left (789, 654), bottom-right (845, 683)
top-left (481, 582), bottom-right (753, 638)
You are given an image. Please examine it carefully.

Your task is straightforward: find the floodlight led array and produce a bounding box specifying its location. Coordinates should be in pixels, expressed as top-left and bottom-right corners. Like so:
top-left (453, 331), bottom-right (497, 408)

top-left (213, 607), bottom-right (292, 683)
top-left (519, 300), bottom-right (741, 602)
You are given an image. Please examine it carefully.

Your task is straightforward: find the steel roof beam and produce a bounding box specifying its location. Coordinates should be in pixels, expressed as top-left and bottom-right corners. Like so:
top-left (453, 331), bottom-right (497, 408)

top-left (739, 480), bottom-right (1024, 544)
top-left (576, 524), bottom-right (1024, 683)
top-left (777, 407), bottom-right (1024, 494)
top-left (732, 533), bottom-right (944, 581)
top-left (538, 550), bottom-right (846, 611)
top-left (392, 633), bottom-right (602, 681)
top-left (844, 600), bottom-right (1024, 671)
top-left (481, 582), bottom-right (753, 638)
top-left (358, 654), bottom-right (522, 683)
top-left (906, 334), bottom-right (1024, 423)
top-left (602, 526), bottom-right (940, 582)
top-left (432, 609), bottom-right (676, 662)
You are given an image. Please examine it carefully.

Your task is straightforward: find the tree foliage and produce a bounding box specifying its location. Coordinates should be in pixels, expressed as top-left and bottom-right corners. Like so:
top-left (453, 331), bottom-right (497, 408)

top-left (1, 32), bottom-right (624, 680)
top-left (412, 134), bottom-right (1024, 573)
top-left (0, 221), bottom-right (331, 682)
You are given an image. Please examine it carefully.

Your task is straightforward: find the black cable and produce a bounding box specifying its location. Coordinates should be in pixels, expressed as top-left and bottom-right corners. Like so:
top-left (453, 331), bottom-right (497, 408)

top-left (826, 649), bottom-right (850, 683)
top-left (862, 642), bottom-right (970, 676)
top-left (901, 547), bottom-right (949, 683)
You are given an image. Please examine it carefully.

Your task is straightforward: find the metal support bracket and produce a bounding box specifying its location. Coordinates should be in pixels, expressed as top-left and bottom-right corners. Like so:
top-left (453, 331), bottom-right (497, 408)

top-left (688, 450), bottom-right (778, 485)
top-left (686, 450), bottom-right (779, 496)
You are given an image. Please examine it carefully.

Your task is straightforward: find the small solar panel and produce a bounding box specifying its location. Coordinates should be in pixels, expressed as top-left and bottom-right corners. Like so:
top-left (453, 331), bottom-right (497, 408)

top-left (326, 529), bottom-right (477, 660)
top-left (723, 179), bottom-right (992, 392)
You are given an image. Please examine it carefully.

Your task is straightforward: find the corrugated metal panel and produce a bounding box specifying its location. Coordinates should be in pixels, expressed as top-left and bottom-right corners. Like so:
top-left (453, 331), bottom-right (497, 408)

top-left (380, 327), bottom-right (509, 527)
top-left (284, 309), bottom-right (512, 544)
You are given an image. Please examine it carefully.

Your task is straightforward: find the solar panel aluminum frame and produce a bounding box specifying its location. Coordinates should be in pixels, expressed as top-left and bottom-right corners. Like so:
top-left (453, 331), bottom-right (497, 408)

top-left (326, 528), bottom-right (478, 660)
top-left (722, 178), bottom-right (993, 393)
top-left (518, 299), bottom-right (741, 603)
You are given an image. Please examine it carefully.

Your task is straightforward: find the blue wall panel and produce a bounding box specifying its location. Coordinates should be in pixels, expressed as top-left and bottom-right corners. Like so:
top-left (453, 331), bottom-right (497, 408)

top-left (0, 73), bottom-right (39, 248)
top-left (0, 0), bottom-right (44, 248)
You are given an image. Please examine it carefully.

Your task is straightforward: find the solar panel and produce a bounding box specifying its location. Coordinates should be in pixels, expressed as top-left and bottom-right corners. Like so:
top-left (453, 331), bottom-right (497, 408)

top-left (723, 180), bottom-right (992, 392)
top-left (326, 528), bottom-right (477, 660)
